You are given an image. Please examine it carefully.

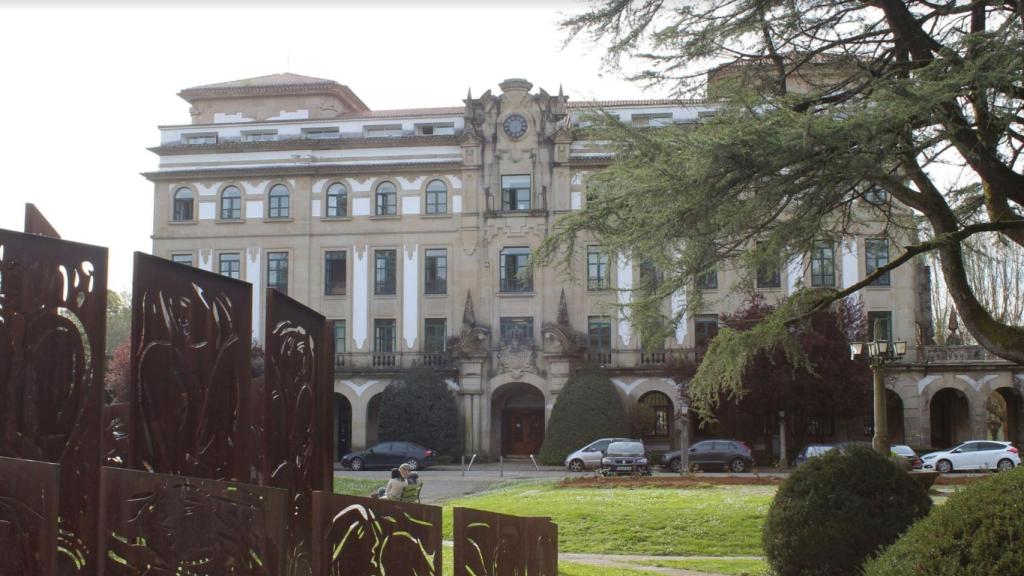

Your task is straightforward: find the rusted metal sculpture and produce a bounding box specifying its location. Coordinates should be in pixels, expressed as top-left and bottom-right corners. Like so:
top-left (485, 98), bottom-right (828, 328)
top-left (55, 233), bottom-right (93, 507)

top-left (24, 203), bottom-right (61, 239)
top-left (129, 252), bottom-right (252, 481)
top-left (453, 508), bottom-right (559, 576)
top-left (0, 456), bottom-right (60, 576)
top-left (0, 229), bottom-right (107, 575)
top-left (260, 289), bottom-right (332, 576)
top-left (312, 492), bottom-right (443, 576)
top-left (100, 466), bottom-right (288, 575)
top-left (101, 403), bottom-right (130, 467)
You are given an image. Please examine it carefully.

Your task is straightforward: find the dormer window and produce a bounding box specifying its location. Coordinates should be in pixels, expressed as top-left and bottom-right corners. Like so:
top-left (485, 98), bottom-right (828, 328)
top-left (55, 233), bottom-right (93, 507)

top-left (365, 125), bottom-right (403, 138)
top-left (302, 127), bottom-right (339, 140)
top-left (416, 123), bottom-right (455, 136)
top-left (243, 131), bottom-right (277, 142)
top-left (184, 133), bottom-right (218, 145)
top-left (631, 113), bottom-right (673, 127)
top-left (864, 186), bottom-right (888, 204)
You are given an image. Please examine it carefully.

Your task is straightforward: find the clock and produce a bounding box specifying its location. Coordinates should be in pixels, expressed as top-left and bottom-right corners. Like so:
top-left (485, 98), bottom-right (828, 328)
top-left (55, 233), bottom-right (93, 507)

top-left (503, 114), bottom-right (528, 139)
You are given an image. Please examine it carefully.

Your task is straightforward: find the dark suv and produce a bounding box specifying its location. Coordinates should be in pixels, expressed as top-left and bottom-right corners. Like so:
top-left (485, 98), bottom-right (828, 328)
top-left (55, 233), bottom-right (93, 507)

top-left (661, 440), bottom-right (754, 473)
top-left (600, 441), bottom-right (652, 476)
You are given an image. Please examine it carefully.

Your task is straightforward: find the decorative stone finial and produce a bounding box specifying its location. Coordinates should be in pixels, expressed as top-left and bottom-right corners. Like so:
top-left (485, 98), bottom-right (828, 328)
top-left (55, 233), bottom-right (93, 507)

top-left (462, 290), bottom-right (476, 329)
top-left (558, 288), bottom-right (570, 327)
top-left (499, 78), bottom-right (533, 93)
top-left (946, 313), bottom-right (963, 345)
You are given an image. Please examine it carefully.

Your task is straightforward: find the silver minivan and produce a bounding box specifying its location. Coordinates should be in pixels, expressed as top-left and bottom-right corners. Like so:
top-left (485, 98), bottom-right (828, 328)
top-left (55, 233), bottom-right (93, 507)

top-left (564, 437), bottom-right (637, 471)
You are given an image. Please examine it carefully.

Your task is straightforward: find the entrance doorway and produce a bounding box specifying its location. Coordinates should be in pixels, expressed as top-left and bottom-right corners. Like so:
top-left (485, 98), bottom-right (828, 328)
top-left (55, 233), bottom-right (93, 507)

top-left (493, 383), bottom-right (545, 456)
top-left (930, 388), bottom-right (970, 448)
top-left (334, 393), bottom-right (352, 460)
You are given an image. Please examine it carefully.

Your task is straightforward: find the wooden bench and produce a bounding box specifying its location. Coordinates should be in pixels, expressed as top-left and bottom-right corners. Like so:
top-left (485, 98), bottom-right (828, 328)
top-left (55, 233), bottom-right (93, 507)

top-left (400, 483), bottom-right (423, 504)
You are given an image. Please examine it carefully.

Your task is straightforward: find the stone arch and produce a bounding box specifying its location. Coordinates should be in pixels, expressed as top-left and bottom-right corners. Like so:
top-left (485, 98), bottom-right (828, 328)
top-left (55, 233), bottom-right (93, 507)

top-left (333, 393), bottom-right (352, 460)
top-left (636, 391), bottom-right (674, 449)
top-left (365, 392), bottom-right (384, 448)
top-left (489, 378), bottom-right (548, 457)
top-left (987, 386), bottom-right (1023, 445)
top-left (886, 389), bottom-right (905, 445)
top-left (929, 387), bottom-right (971, 448)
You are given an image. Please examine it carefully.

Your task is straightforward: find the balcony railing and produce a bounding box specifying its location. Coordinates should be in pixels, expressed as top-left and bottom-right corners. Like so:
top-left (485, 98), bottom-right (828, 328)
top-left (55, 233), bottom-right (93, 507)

top-left (499, 277), bottom-right (533, 293)
top-left (586, 350), bottom-right (612, 366)
top-left (424, 278), bottom-right (447, 295)
top-left (640, 350), bottom-right (668, 365)
top-left (587, 277), bottom-right (610, 291)
top-left (333, 352), bottom-right (453, 372)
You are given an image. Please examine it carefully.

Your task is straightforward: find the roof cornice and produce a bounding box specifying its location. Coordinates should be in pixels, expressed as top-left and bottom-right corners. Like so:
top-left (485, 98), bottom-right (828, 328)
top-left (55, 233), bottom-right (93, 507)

top-left (149, 134), bottom-right (461, 156)
top-left (142, 160), bottom-right (464, 182)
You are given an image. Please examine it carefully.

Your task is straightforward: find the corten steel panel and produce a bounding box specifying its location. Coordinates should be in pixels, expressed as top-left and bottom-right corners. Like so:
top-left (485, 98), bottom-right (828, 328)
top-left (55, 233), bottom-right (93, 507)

top-left (0, 229), bottom-right (108, 575)
top-left (99, 466), bottom-right (288, 576)
top-left (101, 403), bottom-right (130, 467)
top-left (128, 252), bottom-right (252, 481)
top-left (23, 204), bottom-right (60, 239)
top-left (261, 289), bottom-right (332, 576)
top-left (453, 508), bottom-right (558, 576)
top-left (0, 456), bottom-right (60, 576)
top-left (311, 491), bottom-right (443, 576)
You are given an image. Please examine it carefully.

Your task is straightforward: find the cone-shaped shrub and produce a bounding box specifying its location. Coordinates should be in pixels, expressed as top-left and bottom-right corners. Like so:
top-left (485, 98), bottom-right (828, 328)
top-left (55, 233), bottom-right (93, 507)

top-left (378, 365), bottom-right (462, 458)
top-left (537, 364), bottom-right (630, 465)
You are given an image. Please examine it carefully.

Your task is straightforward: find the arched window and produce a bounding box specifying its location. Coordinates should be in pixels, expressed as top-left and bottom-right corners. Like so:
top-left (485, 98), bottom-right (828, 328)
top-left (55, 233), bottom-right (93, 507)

top-left (638, 392), bottom-right (672, 438)
top-left (425, 179), bottom-right (447, 214)
top-left (326, 182), bottom-right (348, 217)
top-left (172, 187), bottom-right (194, 221)
top-left (268, 184), bottom-right (290, 219)
top-left (220, 185), bottom-right (241, 220)
top-left (375, 182), bottom-right (397, 216)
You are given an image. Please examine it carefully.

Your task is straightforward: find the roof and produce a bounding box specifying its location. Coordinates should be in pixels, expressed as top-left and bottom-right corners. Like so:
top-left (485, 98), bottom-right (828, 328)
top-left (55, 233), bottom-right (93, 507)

top-left (339, 106), bottom-right (464, 119)
top-left (179, 73), bottom-right (369, 112)
top-left (568, 98), bottom-right (711, 109)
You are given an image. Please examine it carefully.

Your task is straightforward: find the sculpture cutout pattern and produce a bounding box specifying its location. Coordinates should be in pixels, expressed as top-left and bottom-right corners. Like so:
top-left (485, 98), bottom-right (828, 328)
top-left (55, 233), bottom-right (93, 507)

top-left (453, 507), bottom-right (558, 576)
top-left (0, 456), bottom-right (60, 576)
top-left (0, 230), bottom-right (107, 574)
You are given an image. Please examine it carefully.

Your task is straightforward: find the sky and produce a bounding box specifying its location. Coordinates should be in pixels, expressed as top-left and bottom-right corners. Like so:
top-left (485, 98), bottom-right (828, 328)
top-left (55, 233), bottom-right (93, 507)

top-left (0, 2), bottom-right (654, 292)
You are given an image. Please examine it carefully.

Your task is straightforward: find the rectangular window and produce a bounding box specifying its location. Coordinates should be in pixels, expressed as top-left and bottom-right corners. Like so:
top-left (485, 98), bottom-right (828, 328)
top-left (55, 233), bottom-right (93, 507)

top-left (373, 319), bottom-right (396, 352)
top-left (267, 252), bottom-right (289, 295)
top-left (864, 186), bottom-right (888, 205)
top-left (243, 131), bottom-right (277, 142)
top-left (639, 260), bottom-right (663, 293)
top-left (694, 314), bottom-right (719, 349)
top-left (696, 266), bottom-right (718, 290)
top-left (170, 253), bottom-right (193, 266)
top-left (424, 318), bottom-right (447, 353)
top-left (587, 316), bottom-right (612, 351)
top-left (302, 127), bottom-right (339, 140)
top-left (865, 238), bottom-right (890, 286)
top-left (867, 311), bottom-right (893, 342)
top-left (586, 247), bottom-right (610, 290)
top-left (364, 125), bottom-right (403, 138)
top-left (810, 241), bottom-right (836, 287)
top-left (184, 133), bottom-right (217, 145)
top-left (501, 175), bottom-right (531, 211)
top-left (631, 113), bottom-right (673, 127)
top-left (500, 317), bottom-right (534, 343)
top-left (424, 248), bottom-right (447, 295)
top-left (374, 249), bottom-right (397, 295)
top-left (324, 251), bottom-right (347, 295)
top-left (500, 247), bottom-right (532, 292)
top-left (332, 320), bottom-right (346, 367)
top-left (218, 253), bottom-right (240, 279)
top-left (755, 243), bottom-right (781, 288)
top-left (416, 123), bottom-right (455, 136)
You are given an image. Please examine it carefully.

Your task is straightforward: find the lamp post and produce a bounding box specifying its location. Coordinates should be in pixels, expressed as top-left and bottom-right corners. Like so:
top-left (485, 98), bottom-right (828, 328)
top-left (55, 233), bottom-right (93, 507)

top-left (850, 319), bottom-right (908, 455)
top-left (678, 405), bottom-right (690, 476)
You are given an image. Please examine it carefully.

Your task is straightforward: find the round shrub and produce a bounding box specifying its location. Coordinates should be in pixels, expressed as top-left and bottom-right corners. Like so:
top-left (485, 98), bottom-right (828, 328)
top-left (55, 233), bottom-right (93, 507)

top-left (377, 365), bottom-right (462, 458)
top-left (763, 446), bottom-right (931, 576)
top-left (863, 467), bottom-right (1024, 576)
top-left (537, 364), bottom-right (630, 465)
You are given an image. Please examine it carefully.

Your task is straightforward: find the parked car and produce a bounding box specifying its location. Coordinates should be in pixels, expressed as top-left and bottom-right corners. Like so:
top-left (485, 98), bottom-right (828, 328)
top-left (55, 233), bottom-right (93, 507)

top-left (891, 444), bottom-right (923, 469)
top-left (341, 441), bottom-right (436, 471)
top-left (661, 440), bottom-right (754, 473)
top-left (600, 441), bottom-right (652, 476)
top-left (564, 437), bottom-right (637, 472)
top-left (794, 444), bottom-right (836, 466)
top-left (921, 441), bottom-right (1020, 473)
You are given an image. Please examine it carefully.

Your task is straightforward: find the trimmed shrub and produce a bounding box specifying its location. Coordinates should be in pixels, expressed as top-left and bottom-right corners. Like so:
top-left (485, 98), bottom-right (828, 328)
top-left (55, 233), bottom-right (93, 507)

top-left (537, 364), bottom-right (630, 465)
top-left (763, 446), bottom-right (931, 576)
top-left (377, 366), bottom-right (461, 458)
top-left (863, 467), bottom-right (1024, 576)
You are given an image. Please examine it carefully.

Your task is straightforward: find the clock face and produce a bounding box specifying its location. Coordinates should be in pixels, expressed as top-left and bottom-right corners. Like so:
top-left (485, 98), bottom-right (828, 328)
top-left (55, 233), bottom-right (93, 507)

top-left (503, 114), bottom-right (528, 139)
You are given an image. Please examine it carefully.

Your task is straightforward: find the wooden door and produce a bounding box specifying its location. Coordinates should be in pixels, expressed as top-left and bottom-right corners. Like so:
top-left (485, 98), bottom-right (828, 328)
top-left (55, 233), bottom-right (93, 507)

top-left (504, 410), bottom-right (545, 455)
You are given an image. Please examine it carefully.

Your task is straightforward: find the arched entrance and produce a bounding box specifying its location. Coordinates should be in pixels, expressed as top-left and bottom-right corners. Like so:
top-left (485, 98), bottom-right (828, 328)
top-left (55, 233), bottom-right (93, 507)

top-left (987, 387), bottom-right (1022, 443)
top-left (636, 391), bottom-right (673, 448)
top-left (334, 393), bottom-right (352, 460)
top-left (366, 393), bottom-right (383, 448)
top-left (493, 383), bottom-right (545, 456)
top-left (886, 390), bottom-right (905, 445)
top-left (930, 388), bottom-right (970, 448)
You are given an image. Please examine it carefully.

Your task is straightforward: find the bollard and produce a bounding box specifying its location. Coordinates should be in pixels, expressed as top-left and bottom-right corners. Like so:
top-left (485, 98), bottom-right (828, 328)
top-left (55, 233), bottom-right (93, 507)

top-left (467, 453), bottom-right (477, 474)
top-left (529, 454), bottom-right (540, 471)
top-left (461, 454), bottom-right (466, 477)
top-left (500, 455), bottom-right (503, 477)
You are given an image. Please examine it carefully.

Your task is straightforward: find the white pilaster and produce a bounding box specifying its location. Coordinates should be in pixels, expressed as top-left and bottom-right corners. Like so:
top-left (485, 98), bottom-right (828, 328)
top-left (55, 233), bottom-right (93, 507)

top-left (671, 290), bottom-right (688, 345)
top-left (842, 238), bottom-right (859, 289)
top-left (353, 245), bottom-right (369, 349)
top-left (246, 246), bottom-right (261, 343)
top-left (403, 244), bottom-right (419, 348)
top-left (616, 255), bottom-right (634, 346)
top-left (352, 198), bottom-right (370, 217)
top-left (401, 196), bottom-right (420, 215)
top-left (786, 255), bottom-right (803, 294)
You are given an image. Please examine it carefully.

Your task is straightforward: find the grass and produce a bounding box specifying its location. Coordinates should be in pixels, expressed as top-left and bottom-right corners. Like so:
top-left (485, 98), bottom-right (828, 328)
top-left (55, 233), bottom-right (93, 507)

top-left (441, 480), bottom-right (774, 556)
top-left (332, 476), bottom-right (382, 497)
top-left (637, 558), bottom-right (770, 575)
top-left (439, 543), bottom-right (659, 576)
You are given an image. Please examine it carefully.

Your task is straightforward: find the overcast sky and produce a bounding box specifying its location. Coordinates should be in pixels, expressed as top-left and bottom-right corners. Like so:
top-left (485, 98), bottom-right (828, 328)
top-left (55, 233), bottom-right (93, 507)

top-left (0, 2), bottom-right (655, 292)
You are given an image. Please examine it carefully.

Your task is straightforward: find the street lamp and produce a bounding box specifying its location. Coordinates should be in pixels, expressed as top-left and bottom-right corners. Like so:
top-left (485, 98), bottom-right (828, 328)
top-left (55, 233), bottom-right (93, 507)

top-left (850, 319), bottom-right (907, 455)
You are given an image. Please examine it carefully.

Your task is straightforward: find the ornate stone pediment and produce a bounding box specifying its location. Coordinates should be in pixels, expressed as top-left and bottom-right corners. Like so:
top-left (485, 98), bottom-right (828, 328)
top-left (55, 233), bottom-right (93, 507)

top-left (451, 326), bottom-right (490, 357)
top-left (497, 338), bottom-right (537, 379)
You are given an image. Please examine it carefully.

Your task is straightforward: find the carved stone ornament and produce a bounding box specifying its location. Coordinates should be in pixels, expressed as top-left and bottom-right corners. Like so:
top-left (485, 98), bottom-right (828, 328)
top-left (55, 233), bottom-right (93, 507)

top-left (452, 326), bottom-right (490, 357)
top-left (497, 338), bottom-right (537, 379)
top-left (541, 323), bottom-right (574, 355)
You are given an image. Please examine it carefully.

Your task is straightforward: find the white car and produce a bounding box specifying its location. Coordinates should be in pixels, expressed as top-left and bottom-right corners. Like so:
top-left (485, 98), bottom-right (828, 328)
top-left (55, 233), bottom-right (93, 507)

top-left (921, 441), bottom-right (1020, 473)
top-left (564, 437), bottom-right (636, 472)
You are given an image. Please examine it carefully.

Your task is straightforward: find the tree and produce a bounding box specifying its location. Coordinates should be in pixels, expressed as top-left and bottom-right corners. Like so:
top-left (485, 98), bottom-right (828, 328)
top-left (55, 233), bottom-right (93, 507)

top-left (104, 339), bottom-right (130, 404)
top-left (377, 366), bottom-right (462, 459)
top-left (538, 364), bottom-right (631, 464)
top-left (541, 1), bottom-right (1024, 417)
top-left (106, 290), bottom-right (131, 353)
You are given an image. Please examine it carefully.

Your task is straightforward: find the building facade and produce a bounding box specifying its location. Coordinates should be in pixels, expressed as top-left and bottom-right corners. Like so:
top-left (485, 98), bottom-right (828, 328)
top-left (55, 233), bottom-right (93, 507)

top-left (147, 73), bottom-right (1022, 461)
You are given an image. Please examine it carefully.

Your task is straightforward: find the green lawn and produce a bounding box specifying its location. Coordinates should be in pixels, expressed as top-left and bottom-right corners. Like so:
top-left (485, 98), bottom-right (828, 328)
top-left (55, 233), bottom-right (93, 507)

top-left (332, 476), bottom-right (382, 497)
top-left (442, 481), bottom-right (774, 556)
top-left (637, 558), bottom-right (769, 575)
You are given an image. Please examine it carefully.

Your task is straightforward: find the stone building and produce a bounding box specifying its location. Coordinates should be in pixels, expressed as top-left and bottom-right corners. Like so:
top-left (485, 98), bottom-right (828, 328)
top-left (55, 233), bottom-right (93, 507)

top-left (146, 73), bottom-right (1021, 461)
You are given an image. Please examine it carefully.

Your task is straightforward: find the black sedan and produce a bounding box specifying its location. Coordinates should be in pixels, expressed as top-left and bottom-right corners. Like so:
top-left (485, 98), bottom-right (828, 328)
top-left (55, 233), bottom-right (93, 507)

top-left (340, 441), bottom-right (436, 471)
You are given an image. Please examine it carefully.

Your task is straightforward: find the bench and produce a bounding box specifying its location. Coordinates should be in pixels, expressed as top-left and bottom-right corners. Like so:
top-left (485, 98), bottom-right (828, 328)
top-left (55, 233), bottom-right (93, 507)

top-left (400, 483), bottom-right (423, 504)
